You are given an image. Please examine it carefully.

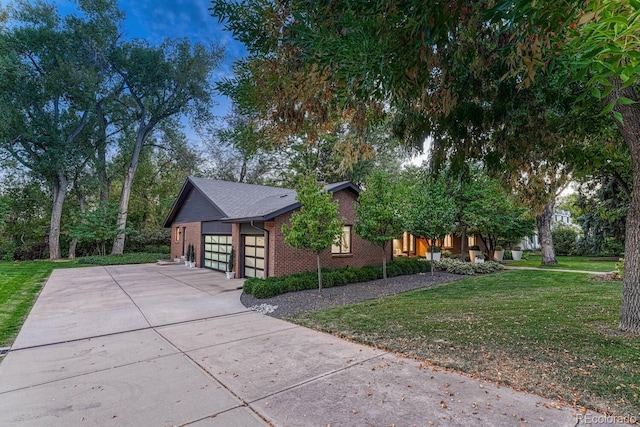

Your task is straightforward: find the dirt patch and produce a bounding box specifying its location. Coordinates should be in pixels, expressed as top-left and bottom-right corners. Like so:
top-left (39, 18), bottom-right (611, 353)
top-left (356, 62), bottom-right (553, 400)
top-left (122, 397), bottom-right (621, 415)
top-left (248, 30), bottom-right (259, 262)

top-left (588, 272), bottom-right (622, 282)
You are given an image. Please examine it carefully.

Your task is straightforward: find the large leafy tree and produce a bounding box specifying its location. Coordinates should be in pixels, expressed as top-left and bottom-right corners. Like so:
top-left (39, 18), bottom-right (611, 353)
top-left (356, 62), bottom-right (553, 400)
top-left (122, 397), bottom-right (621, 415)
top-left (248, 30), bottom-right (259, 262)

top-left (282, 177), bottom-right (344, 293)
top-left (213, 0), bottom-right (640, 333)
top-left (354, 170), bottom-right (405, 284)
top-left (490, 0), bottom-right (640, 333)
top-left (0, 0), bottom-right (120, 259)
top-left (109, 38), bottom-right (223, 254)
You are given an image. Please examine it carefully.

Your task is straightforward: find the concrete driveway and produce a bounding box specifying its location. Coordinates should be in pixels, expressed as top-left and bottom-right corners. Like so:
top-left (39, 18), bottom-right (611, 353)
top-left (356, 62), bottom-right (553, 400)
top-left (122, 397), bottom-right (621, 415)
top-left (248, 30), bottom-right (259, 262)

top-left (0, 264), bottom-right (614, 426)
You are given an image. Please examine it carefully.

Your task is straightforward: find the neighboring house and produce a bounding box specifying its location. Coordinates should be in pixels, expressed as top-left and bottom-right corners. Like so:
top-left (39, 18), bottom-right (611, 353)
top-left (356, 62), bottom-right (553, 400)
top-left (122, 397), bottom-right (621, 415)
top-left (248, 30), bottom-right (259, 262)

top-left (163, 177), bottom-right (391, 278)
top-left (520, 209), bottom-right (579, 250)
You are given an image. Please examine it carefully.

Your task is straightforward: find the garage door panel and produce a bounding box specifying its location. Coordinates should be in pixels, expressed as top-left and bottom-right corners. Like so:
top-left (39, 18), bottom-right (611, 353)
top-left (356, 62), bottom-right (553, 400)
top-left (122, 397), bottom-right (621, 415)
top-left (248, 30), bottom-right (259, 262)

top-left (203, 234), bottom-right (232, 272)
top-left (243, 235), bottom-right (265, 279)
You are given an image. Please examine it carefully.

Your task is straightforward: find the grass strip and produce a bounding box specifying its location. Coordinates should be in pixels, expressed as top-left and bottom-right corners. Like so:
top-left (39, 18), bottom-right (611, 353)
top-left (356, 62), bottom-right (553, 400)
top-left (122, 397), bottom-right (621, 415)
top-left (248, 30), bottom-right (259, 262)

top-left (291, 270), bottom-right (639, 416)
top-left (508, 254), bottom-right (618, 272)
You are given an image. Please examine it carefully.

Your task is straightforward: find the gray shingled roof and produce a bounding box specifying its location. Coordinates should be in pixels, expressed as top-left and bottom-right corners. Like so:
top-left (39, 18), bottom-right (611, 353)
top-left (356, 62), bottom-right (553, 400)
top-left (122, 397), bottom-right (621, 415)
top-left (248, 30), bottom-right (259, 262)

top-left (166, 177), bottom-right (358, 224)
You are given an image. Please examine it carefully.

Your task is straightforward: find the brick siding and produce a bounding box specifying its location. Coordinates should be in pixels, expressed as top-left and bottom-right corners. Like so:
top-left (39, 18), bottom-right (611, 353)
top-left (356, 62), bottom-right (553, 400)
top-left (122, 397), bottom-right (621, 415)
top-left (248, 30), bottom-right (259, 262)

top-left (170, 222), bottom-right (202, 267)
top-left (264, 189), bottom-right (391, 277)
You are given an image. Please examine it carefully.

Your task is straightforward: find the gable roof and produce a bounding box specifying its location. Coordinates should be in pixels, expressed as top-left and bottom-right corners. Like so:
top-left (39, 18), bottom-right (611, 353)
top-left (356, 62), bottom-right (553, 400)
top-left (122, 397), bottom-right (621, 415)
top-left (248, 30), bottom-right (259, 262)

top-left (163, 177), bottom-right (360, 227)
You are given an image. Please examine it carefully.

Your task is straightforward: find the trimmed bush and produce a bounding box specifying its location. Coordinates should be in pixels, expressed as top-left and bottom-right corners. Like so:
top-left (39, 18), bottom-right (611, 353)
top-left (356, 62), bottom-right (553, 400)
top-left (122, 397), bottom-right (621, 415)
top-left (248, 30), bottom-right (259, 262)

top-left (243, 258), bottom-right (440, 299)
top-left (77, 253), bottom-right (168, 265)
top-left (434, 259), bottom-right (505, 275)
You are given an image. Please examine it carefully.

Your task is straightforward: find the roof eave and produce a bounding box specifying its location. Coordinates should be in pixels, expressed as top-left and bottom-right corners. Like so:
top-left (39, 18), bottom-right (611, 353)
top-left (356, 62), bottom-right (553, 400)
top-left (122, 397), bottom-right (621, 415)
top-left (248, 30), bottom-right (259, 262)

top-left (221, 202), bottom-right (303, 223)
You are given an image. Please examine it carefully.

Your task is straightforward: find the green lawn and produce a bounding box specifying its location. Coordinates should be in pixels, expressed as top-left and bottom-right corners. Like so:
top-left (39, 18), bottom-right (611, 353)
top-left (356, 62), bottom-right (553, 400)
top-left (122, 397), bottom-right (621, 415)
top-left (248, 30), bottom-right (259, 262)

top-left (291, 270), bottom-right (640, 416)
top-left (508, 254), bottom-right (619, 272)
top-left (0, 261), bottom-right (71, 347)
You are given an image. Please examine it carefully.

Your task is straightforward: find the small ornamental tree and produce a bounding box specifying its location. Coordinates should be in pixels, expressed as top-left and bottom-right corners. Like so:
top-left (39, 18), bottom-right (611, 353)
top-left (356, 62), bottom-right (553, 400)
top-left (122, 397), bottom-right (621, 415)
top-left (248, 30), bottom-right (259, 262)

top-left (464, 175), bottom-right (536, 258)
top-left (354, 170), bottom-right (405, 284)
top-left (282, 177), bottom-right (344, 294)
top-left (405, 176), bottom-right (456, 276)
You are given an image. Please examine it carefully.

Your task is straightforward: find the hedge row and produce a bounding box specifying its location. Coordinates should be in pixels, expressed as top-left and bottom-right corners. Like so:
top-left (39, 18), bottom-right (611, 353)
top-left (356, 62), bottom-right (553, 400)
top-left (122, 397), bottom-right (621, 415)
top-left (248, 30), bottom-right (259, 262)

top-left (77, 253), bottom-right (169, 266)
top-left (244, 258), bottom-right (433, 299)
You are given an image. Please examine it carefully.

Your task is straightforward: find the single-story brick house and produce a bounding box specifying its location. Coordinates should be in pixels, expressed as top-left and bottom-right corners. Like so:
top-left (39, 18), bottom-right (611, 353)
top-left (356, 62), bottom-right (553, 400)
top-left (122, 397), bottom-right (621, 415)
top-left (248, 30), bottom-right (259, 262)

top-left (163, 177), bottom-right (391, 278)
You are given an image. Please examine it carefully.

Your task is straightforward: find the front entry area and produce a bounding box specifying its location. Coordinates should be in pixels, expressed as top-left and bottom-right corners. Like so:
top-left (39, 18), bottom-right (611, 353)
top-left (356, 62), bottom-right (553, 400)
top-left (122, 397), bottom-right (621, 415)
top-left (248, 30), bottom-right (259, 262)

top-left (203, 234), bottom-right (232, 272)
top-left (243, 235), bottom-right (265, 278)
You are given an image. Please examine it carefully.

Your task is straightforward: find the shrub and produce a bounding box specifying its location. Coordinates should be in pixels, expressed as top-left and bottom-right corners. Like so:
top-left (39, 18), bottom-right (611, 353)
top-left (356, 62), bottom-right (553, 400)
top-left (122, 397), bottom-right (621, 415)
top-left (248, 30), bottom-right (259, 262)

top-left (434, 259), bottom-right (475, 275)
top-left (552, 226), bottom-right (578, 256)
top-left (144, 245), bottom-right (171, 254)
top-left (434, 259), bottom-right (505, 275)
top-left (243, 278), bottom-right (259, 295)
top-left (125, 228), bottom-right (171, 253)
top-left (441, 250), bottom-right (453, 259)
top-left (616, 258), bottom-right (625, 279)
top-left (77, 253), bottom-right (168, 265)
top-left (243, 258), bottom-right (431, 298)
top-left (602, 237), bottom-right (624, 257)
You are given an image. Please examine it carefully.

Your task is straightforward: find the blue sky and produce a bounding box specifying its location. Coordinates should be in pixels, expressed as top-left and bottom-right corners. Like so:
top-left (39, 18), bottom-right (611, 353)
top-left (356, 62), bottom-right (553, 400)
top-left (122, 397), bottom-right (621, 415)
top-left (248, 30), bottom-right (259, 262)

top-left (3, 0), bottom-right (245, 142)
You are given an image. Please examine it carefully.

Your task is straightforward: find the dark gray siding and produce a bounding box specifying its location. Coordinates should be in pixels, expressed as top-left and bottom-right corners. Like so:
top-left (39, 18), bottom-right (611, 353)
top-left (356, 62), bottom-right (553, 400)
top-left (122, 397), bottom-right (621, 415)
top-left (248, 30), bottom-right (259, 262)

top-left (202, 221), bottom-right (232, 234)
top-left (240, 222), bottom-right (265, 235)
top-left (174, 188), bottom-right (224, 223)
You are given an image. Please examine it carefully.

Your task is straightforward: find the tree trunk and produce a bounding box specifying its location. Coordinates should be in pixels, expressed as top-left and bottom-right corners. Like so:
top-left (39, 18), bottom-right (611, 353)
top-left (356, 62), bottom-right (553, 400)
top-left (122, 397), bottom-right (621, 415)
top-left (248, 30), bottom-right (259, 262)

top-left (316, 252), bottom-right (323, 295)
top-left (68, 194), bottom-right (86, 260)
top-left (537, 199), bottom-right (557, 265)
top-left (112, 126), bottom-right (149, 255)
top-left (382, 244), bottom-right (388, 285)
top-left (430, 242), bottom-right (434, 277)
top-left (610, 79), bottom-right (640, 333)
top-left (460, 226), bottom-right (467, 262)
top-left (49, 175), bottom-right (67, 260)
top-left (96, 102), bottom-right (110, 202)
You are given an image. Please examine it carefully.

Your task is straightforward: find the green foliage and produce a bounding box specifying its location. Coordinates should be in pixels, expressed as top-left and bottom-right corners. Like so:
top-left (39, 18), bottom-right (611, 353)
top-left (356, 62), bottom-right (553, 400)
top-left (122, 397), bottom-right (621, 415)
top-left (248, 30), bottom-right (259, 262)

top-left (551, 225), bottom-right (578, 256)
top-left (282, 177), bottom-right (344, 254)
top-left (574, 177), bottom-right (627, 257)
top-left (68, 202), bottom-right (123, 256)
top-left (244, 258), bottom-right (434, 298)
top-left (282, 176), bottom-right (344, 292)
top-left (76, 253), bottom-right (168, 266)
top-left (354, 170), bottom-right (405, 247)
top-left (125, 228), bottom-right (171, 253)
top-left (617, 259), bottom-right (625, 279)
top-left (434, 259), bottom-right (505, 275)
top-left (227, 247), bottom-right (235, 272)
top-left (404, 175), bottom-right (456, 243)
top-left (463, 174), bottom-right (535, 255)
top-left (0, 178), bottom-right (50, 261)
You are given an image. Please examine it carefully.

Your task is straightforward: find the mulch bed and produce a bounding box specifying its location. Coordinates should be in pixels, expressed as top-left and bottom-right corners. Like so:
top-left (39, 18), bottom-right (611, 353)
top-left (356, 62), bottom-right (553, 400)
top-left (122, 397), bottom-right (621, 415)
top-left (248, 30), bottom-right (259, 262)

top-left (240, 271), bottom-right (465, 318)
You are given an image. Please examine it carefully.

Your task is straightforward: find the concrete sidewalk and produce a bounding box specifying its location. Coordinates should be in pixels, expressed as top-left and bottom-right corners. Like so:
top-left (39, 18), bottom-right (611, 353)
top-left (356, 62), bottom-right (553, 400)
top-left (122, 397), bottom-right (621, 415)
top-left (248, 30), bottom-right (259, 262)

top-left (0, 264), bottom-right (618, 426)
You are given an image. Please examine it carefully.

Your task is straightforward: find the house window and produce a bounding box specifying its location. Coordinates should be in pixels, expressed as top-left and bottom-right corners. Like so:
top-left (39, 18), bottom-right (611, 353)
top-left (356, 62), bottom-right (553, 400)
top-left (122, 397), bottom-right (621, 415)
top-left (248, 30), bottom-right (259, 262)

top-left (468, 236), bottom-right (476, 247)
top-left (175, 227), bottom-right (180, 242)
top-left (332, 226), bottom-right (352, 254)
top-left (443, 235), bottom-right (453, 249)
